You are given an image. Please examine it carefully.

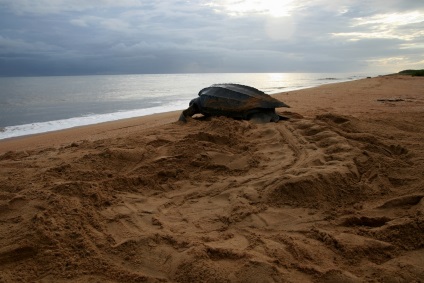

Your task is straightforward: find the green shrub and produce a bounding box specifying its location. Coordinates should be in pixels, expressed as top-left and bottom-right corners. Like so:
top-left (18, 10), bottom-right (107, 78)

top-left (398, 69), bottom-right (424, 76)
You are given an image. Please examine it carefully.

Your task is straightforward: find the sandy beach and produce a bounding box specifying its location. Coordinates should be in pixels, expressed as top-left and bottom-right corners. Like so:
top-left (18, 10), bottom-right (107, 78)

top-left (0, 75), bottom-right (423, 282)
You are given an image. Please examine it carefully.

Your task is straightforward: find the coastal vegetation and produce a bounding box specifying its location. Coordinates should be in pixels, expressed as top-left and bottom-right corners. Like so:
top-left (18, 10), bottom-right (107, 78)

top-left (398, 69), bottom-right (424, 76)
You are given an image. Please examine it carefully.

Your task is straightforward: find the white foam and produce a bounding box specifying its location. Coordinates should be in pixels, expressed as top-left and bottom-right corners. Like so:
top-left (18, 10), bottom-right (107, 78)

top-left (0, 101), bottom-right (188, 140)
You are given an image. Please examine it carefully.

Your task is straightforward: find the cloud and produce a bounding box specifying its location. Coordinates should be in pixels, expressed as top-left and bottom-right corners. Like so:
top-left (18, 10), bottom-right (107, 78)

top-left (0, 35), bottom-right (62, 54)
top-left (0, 0), bottom-right (142, 14)
top-left (206, 0), bottom-right (301, 17)
top-left (70, 16), bottom-right (132, 32)
top-left (264, 16), bottom-right (296, 41)
top-left (0, 0), bottom-right (423, 76)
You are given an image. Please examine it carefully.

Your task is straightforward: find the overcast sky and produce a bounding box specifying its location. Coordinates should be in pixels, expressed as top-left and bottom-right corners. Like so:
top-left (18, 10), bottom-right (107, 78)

top-left (0, 0), bottom-right (423, 76)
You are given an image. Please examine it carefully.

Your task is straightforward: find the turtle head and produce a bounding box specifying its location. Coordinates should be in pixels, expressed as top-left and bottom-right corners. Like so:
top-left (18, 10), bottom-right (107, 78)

top-left (189, 98), bottom-right (198, 106)
top-left (179, 98), bottom-right (200, 122)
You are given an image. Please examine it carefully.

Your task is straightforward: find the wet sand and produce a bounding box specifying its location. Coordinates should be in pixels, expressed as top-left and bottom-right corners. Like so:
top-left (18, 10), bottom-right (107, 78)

top-left (0, 75), bottom-right (423, 282)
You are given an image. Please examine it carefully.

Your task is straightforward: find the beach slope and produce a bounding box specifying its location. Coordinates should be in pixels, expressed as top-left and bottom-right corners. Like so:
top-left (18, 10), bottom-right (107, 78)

top-left (0, 75), bottom-right (423, 282)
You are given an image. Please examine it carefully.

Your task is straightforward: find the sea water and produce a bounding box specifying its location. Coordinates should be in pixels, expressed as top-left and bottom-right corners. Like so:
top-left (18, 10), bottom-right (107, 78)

top-left (0, 73), bottom-right (378, 139)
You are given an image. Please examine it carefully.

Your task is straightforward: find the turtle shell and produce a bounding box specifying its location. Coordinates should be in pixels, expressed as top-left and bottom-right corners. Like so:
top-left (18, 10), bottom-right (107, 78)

top-left (197, 84), bottom-right (288, 113)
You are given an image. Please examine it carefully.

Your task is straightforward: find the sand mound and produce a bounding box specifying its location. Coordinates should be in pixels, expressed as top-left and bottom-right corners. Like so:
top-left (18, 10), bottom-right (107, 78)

top-left (1, 106), bottom-right (423, 282)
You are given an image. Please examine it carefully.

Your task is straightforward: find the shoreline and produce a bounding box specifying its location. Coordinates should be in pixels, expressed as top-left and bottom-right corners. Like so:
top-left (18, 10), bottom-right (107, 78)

top-left (1, 75), bottom-right (422, 153)
top-left (0, 110), bottom-right (180, 152)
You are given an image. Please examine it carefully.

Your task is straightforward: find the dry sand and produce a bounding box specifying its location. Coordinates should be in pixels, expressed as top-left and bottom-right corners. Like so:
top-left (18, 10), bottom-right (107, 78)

top-left (0, 75), bottom-right (423, 282)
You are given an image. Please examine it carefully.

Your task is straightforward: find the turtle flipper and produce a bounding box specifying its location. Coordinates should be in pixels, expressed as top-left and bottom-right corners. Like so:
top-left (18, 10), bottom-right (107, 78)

top-left (178, 113), bottom-right (188, 122)
top-left (249, 113), bottom-right (271, 123)
top-left (278, 115), bottom-right (290, 121)
top-left (248, 110), bottom-right (281, 123)
top-left (178, 103), bottom-right (199, 122)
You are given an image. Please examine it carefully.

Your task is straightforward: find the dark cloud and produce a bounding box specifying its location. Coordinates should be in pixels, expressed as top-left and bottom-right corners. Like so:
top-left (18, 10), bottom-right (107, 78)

top-left (0, 0), bottom-right (423, 76)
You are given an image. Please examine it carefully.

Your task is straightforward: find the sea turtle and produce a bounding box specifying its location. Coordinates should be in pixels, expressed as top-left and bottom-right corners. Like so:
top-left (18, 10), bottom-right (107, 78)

top-left (179, 83), bottom-right (290, 123)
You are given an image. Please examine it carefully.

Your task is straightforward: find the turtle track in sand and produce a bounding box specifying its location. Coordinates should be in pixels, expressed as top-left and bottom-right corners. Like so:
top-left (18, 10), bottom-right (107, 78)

top-left (0, 113), bottom-right (423, 282)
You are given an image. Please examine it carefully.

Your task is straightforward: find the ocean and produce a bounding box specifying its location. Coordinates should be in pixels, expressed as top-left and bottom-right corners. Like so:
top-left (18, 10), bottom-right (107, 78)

top-left (0, 73), bottom-right (378, 140)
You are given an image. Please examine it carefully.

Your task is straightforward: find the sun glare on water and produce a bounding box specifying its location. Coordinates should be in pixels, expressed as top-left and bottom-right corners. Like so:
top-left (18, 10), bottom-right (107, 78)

top-left (210, 0), bottom-right (297, 17)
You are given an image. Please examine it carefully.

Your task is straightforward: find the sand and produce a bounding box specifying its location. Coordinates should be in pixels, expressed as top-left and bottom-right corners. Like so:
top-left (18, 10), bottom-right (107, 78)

top-left (0, 75), bottom-right (423, 282)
